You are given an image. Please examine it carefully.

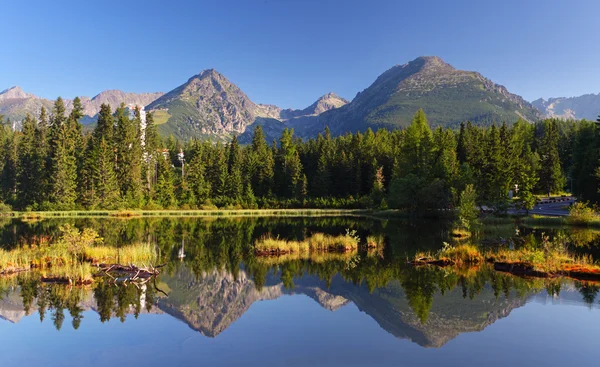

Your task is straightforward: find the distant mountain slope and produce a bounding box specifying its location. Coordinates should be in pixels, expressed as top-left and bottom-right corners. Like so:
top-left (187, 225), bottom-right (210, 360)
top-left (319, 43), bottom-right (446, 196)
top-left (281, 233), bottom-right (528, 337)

top-left (291, 56), bottom-right (540, 138)
top-left (532, 93), bottom-right (600, 120)
top-left (255, 92), bottom-right (348, 120)
top-left (75, 90), bottom-right (164, 117)
top-left (0, 86), bottom-right (53, 124)
top-left (0, 86), bottom-right (163, 125)
top-left (147, 70), bottom-right (347, 141)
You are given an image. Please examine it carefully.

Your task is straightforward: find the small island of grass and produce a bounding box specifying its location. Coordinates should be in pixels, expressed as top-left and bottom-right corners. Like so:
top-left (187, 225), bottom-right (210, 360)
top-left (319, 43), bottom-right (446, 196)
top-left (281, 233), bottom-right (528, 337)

top-left (411, 241), bottom-right (600, 282)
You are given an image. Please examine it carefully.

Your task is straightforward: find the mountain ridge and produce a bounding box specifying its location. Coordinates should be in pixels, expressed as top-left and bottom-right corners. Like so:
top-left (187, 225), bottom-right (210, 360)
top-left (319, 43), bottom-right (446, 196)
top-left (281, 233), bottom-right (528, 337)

top-left (3, 56), bottom-right (544, 142)
top-left (0, 86), bottom-right (163, 124)
top-left (532, 93), bottom-right (600, 120)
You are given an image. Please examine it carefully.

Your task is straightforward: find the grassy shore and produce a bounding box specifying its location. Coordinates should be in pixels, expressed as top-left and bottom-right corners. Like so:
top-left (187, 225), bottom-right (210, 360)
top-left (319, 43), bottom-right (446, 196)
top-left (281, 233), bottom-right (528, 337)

top-left (3, 208), bottom-right (371, 220)
top-left (0, 225), bottom-right (157, 284)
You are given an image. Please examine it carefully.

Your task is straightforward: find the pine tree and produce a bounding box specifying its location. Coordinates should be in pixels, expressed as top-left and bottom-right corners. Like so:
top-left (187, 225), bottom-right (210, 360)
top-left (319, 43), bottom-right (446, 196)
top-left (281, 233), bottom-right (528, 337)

top-left (155, 153), bottom-right (176, 208)
top-left (226, 136), bottom-right (243, 200)
top-left (114, 104), bottom-right (143, 206)
top-left (34, 106), bottom-right (50, 204)
top-left (142, 111), bottom-right (160, 198)
top-left (369, 166), bottom-right (385, 207)
top-left (399, 109), bottom-right (433, 177)
top-left (81, 104), bottom-right (120, 208)
top-left (187, 147), bottom-right (211, 204)
top-left (456, 122), bottom-right (467, 163)
top-left (48, 97), bottom-right (78, 209)
top-left (1, 130), bottom-right (18, 204)
top-left (538, 120), bottom-right (565, 196)
top-left (311, 153), bottom-right (331, 197)
top-left (249, 126), bottom-right (274, 197)
top-left (17, 114), bottom-right (38, 207)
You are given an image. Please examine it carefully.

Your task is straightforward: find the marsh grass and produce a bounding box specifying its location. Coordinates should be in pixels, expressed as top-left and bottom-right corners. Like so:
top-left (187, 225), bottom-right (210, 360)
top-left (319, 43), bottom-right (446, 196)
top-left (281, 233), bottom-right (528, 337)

top-left (0, 225), bottom-right (156, 283)
top-left (255, 232), bottom-right (360, 255)
top-left (84, 243), bottom-right (157, 265)
top-left (438, 243), bottom-right (483, 266)
top-left (416, 239), bottom-right (600, 279)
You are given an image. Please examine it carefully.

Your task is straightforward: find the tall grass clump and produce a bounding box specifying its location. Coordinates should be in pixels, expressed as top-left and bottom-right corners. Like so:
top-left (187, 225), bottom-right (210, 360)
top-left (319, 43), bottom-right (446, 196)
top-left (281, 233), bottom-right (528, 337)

top-left (307, 230), bottom-right (359, 252)
top-left (253, 236), bottom-right (309, 254)
top-left (437, 243), bottom-right (483, 265)
top-left (254, 230), bottom-right (360, 255)
top-left (84, 243), bottom-right (157, 265)
top-left (567, 202), bottom-right (600, 226)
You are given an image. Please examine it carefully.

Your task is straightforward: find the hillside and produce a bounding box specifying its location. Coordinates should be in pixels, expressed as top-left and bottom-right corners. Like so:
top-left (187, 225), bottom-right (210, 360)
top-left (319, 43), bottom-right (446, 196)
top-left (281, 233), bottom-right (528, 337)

top-left (290, 56), bottom-right (540, 138)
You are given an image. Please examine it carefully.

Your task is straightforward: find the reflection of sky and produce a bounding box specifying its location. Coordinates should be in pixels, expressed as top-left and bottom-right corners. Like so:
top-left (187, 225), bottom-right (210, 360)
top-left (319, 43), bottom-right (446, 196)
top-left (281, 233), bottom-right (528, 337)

top-left (0, 293), bottom-right (599, 367)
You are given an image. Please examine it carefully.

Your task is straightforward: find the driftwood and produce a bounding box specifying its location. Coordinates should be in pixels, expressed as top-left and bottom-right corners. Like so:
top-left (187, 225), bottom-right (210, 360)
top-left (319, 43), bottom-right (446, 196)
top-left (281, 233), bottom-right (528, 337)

top-left (96, 263), bottom-right (165, 284)
top-left (409, 258), bottom-right (455, 267)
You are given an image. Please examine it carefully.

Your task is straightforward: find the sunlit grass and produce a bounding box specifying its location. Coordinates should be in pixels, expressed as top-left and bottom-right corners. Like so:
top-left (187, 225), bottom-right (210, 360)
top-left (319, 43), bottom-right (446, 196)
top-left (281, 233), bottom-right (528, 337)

top-left (84, 243), bottom-right (157, 265)
top-left (0, 225), bottom-right (157, 284)
top-left (254, 232), bottom-right (360, 255)
top-left (414, 240), bottom-right (600, 280)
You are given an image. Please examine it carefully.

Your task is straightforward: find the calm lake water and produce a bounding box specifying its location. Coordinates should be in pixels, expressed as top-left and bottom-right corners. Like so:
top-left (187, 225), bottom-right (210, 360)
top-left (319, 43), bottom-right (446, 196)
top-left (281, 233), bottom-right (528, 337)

top-left (0, 216), bottom-right (599, 366)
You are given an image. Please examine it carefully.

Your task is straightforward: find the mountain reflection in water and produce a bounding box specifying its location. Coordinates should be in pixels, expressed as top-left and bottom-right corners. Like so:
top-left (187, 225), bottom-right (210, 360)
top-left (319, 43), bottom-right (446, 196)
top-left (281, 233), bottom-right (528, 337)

top-left (1, 262), bottom-right (598, 348)
top-left (0, 215), bottom-right (599, 359)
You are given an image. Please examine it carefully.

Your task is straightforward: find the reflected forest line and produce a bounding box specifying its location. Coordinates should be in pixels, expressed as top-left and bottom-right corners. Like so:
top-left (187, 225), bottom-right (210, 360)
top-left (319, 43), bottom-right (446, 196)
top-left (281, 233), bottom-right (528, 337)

top-left (1, 216), bottom-right (599, 347)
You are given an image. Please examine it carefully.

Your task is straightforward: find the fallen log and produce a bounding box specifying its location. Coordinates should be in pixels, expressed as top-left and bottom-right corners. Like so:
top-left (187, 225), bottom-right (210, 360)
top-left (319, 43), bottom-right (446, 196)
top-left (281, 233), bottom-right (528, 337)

top-left (97, 263), bottom-right (164, 283)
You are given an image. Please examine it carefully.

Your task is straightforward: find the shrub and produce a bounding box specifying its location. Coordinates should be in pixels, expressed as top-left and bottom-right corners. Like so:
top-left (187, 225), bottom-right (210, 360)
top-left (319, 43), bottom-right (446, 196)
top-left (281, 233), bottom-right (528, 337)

top-left (567, 202), bottom-right (598, 226)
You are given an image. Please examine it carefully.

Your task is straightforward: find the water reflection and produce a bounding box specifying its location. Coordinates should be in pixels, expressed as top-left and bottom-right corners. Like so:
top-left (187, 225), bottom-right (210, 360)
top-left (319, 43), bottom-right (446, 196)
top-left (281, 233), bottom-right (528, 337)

top-left (0, 216), bottom-right (599, 349)
top-left (2, 262), bottom-right (598, 348)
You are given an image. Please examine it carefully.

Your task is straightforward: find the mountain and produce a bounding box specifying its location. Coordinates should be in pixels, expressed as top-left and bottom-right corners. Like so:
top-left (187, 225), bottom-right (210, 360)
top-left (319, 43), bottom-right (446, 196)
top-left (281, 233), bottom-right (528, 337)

top-left (146, 69), bottom-right (258, 140)
top-left (255, 92), bottom-right (348, 120)
top-left (290, 56), bottom-right (540, 138)
top-left (146, 70), bottom-right (346, 141)
top-left (242, 56), bottom-right (540, 142)
top-left (73, 90), bottom-right (164, 117)
top-left (532, 94), bottom-right (600, 120)
top-left (4, 56), bottom-right (541, 140)
top-left (0, 86), bottom-right (53, 124)
top-left (0, 86), bottom-right (163, 125)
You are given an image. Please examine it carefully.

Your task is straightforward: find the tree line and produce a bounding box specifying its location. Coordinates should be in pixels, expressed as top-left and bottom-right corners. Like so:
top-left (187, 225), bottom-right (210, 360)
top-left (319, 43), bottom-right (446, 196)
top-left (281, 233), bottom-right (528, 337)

top-left (0, 98), bottom-right (597, 212)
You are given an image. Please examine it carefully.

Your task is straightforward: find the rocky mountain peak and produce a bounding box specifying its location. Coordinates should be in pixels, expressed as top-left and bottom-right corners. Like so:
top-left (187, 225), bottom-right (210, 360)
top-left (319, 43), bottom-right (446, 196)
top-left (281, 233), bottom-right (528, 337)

top-left (310, 92), bottom-right (349, 115)
top-left (0, 86), bottom-right (32, 101)
top-left (147, 69), bottom-right (256, 139)
top-left (532, 93), bottom-right (600, 120)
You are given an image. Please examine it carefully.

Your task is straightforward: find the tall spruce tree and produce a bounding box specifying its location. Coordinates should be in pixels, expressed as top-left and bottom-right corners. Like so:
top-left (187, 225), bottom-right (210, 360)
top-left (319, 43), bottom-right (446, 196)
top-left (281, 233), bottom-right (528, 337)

top-left (538, 120), bottom-right (565, 196)
top-left (114, 104), bottom-right (143, 206)
top-left (83, 104), bottom-right (120, 208)
top-left (17, 114), bottom-right (38, 207)
top-left (48, 97), bottom-right (78, 209)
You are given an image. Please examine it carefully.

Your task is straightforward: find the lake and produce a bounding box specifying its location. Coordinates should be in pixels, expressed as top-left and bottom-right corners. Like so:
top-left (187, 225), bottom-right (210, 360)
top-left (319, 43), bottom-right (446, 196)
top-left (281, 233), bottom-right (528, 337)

top-left (0, 216), bottom-right (599, 366)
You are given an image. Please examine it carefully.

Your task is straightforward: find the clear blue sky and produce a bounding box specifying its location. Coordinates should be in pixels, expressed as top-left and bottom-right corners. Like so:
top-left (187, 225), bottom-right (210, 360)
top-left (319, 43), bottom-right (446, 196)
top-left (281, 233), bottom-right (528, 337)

top-left (2, 0), bottom-right (599, 109)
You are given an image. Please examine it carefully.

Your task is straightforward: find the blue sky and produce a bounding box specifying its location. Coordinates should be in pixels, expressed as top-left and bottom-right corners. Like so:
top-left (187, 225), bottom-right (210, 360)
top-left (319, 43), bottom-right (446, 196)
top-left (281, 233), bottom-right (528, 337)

top-left (2, 0), bottom-right (599, 109)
